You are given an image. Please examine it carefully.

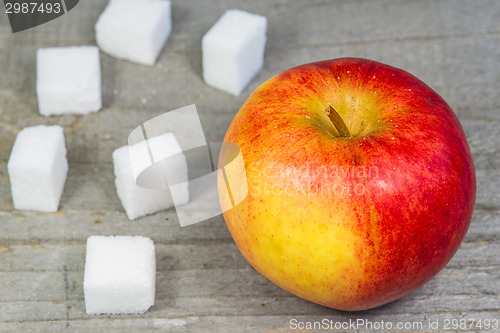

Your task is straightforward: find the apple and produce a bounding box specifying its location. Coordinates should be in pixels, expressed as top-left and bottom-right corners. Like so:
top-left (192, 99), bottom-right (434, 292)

top-left (217, 57), bottom-right (476, 311)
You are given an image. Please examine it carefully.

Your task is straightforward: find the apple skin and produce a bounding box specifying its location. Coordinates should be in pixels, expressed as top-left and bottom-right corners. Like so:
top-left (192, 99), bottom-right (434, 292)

top-left (217, 58), bottom-right (476, 311)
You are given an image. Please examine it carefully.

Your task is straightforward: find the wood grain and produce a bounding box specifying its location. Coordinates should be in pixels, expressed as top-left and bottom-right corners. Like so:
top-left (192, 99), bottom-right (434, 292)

top-left (0, 0), bottom-right (498, 331)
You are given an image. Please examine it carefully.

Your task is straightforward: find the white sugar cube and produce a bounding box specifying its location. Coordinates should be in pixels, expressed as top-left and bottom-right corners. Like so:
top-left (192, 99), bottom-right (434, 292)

top-left (83, 235), bottom-right (156, 315)
top-left (7, 125), bottom-right (68, 212)
top-left (95, 0), bottom-right (172, 65)
top-left (36, 46), bottom-right (102, 116)
top-left (113, 132), bottom-right (189, 220)
top-left (202, 9), bottom-right (267, 95)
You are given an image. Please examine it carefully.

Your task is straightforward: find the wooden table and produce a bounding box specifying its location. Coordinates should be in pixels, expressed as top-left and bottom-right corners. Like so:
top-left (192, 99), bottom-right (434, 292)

top-left (0, 0), bottom-right (498, 331)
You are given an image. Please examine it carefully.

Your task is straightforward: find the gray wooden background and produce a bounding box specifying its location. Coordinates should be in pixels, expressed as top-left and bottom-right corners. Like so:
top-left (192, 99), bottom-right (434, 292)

top-left (0, 0), bottom-right (499, 332)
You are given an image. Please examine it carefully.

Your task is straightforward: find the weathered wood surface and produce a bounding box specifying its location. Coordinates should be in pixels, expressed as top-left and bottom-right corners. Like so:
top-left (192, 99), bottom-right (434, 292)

top-left (0, 0), bottom-right (498, 332)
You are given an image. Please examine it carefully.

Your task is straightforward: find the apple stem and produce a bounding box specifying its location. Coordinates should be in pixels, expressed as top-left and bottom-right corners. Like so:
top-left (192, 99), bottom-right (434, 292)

top-left (325, 106), bottom-right (350, 138)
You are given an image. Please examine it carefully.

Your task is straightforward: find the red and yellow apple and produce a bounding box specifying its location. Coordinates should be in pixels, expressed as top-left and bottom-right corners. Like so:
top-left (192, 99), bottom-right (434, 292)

top-left (217, 58), bottom-right (476, 311)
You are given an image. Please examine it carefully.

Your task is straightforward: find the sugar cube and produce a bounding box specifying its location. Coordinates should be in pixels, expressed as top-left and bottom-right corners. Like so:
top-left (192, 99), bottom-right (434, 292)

top-left (83, 235), bottom-right (156, 315)
top-left (36, 46), bottom-right (102, 116)
top-left (113, 132), bottom-right (189, 220)
top-left (95, 0), bottom-right (172, 66)
top-left (7, 125), bottom-right (68, 212)
top-left (202, 9), bottom-right (267, 95)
